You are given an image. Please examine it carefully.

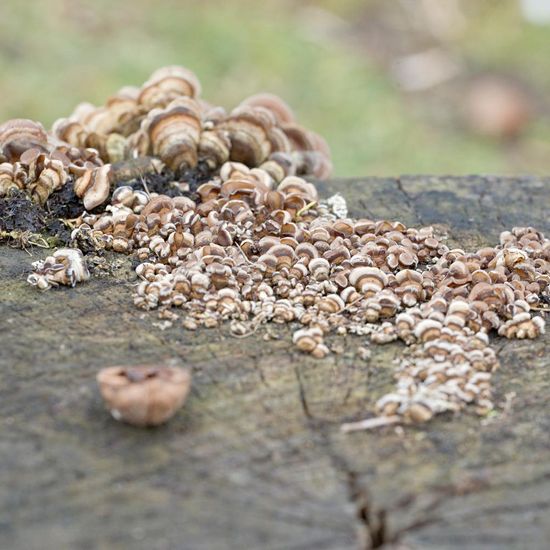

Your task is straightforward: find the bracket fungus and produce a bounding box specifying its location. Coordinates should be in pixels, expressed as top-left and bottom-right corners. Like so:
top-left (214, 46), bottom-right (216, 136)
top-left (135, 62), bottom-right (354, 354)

top-left (2, 65), bottom-right (547, 431)
top-left (97, 365), bottom-right (191, 427)
top-left (27, 248), bottom-right (90, 290)
top-left (74, 164), bottom-right (113, 210)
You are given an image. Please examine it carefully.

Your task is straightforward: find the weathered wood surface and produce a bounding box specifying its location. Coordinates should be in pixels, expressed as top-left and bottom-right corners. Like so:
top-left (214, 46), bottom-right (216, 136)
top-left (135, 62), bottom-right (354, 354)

top-left (1, 176), bottom-right (549, 550)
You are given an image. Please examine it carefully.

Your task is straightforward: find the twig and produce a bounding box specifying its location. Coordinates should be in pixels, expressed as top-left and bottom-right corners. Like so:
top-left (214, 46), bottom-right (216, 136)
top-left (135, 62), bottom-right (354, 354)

top-left (330, 295), bottom-right (365, 316)
top-left (231, 327), bottom-right (259, 339)
top-left (341, 415), bottom-right (401, 432)
top-left (26, 234), bottom-right (50, 249)
top-left (140, 174), bottom-right (151, 196)
top-left (296, 201), bottom-right (318, 219)
top-left (235, 242), bottom-right (253, 265)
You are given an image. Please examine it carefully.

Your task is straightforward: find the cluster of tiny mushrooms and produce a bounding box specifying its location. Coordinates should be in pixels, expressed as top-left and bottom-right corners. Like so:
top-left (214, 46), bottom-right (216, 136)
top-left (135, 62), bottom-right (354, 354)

top-left (0, 66), bottom-right (548, 428)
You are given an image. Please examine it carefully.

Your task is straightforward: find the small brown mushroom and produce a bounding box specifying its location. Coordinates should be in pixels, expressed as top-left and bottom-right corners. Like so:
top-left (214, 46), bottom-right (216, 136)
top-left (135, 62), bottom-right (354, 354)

top-left (220, 105), bottom-right (276, 166)
top-left (0, 118), bottom-right (50, 161)
top-left (138, 65), bottom-right (201, 108)
top-left (27, 248), bottom-right (90, 290)
top-left (74, 164), bottom-right (113, 210)
top-left (97, 364), bottom-right (191, 427)
top-left (239, 93), bottom-right (295, 125)
top-left (142, 97), bottom-right (202, 171)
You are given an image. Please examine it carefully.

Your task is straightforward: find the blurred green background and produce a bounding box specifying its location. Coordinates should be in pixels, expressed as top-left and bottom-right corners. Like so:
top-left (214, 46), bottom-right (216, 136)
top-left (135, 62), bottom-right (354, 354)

top-left (1, 0), bottom-right (550, 177)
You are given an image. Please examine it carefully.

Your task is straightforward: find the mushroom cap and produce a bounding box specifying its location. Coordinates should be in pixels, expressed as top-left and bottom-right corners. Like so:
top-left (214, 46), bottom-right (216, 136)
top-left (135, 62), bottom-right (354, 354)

top-left (97, 365), bottom-right (191, 427)
top-left (220, 107), bottom-right (274, 166)
top-left (277, 176), bottom-right (318, 202)
top-left (0, 118), bottom-right (49, 161)
top-left (239, 93), bottom-right (295, 125)
top-left (74, 164), bottom-right (113, 210)
top-left (54, 248), bottom-right (90, 285)
top-left (138, 66), bottom-right (202, 108)
top-left (144, 98), bottom-right (202, 171)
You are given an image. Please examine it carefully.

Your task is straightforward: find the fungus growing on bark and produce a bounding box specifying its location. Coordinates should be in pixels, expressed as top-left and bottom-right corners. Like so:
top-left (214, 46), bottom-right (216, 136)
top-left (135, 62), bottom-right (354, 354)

top-left (3, 65), bottom-right (549, 431)
top-left (96, 364), bottom-right (191, 427)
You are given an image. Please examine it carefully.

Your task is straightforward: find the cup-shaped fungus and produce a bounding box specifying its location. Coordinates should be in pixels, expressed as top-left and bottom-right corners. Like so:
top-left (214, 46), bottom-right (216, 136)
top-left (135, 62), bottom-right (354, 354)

top-left (97, 364), bottom-right (191, 427)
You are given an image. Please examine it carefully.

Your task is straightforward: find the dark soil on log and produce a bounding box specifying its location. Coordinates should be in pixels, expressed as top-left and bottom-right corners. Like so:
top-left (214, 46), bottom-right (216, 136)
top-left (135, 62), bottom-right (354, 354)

top-left (0, 160), bottom-right (217, 248)
top-left (0, 190), bottom-right (46, 233)
top-left (114, 161), bottom-right (215, 201)
top-left (44, 178), bottom-right (83, 220)
top-left (0, 189), bottom-right (72, 245)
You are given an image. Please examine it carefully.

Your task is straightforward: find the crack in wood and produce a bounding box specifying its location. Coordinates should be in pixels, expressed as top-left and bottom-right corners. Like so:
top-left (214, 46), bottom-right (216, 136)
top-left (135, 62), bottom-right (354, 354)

top-left (395, 177), bottom-right (424, 226)
top-left (293, 364), bottom-right (391, 549)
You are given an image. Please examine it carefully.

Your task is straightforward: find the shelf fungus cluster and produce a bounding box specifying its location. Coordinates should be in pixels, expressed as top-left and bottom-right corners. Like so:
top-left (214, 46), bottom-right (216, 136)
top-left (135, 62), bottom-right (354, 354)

top-left (73, 165), bottom-right (549, 429)
top-left (1, 66), bottom-right (548, 429)
top-left (0, 118), bottom-right (102, 205)
top-left (0, 65), bottom-right (330, 212)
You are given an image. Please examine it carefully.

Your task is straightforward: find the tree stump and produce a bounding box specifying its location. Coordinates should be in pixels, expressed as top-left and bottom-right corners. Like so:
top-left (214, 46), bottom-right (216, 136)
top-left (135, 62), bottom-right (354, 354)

top-left (1, 176), bottom-right (549, 549)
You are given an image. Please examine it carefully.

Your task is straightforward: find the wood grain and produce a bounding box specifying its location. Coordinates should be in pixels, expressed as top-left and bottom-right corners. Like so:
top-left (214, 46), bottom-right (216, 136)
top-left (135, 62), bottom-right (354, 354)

top-left (1, 176), bottom-right (549, 549)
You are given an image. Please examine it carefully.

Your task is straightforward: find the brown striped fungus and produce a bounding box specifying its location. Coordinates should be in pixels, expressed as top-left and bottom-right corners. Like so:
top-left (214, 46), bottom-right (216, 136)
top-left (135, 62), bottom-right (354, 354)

top-left (1, 66), bottom-right (545, 430)
top-left (97, 364), bottom-right (191, 427)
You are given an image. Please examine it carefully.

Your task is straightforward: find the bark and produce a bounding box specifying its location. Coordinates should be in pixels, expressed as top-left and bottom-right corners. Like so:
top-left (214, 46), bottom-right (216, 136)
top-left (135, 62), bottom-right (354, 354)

top-left (1, 175), bottom-right (549, 549)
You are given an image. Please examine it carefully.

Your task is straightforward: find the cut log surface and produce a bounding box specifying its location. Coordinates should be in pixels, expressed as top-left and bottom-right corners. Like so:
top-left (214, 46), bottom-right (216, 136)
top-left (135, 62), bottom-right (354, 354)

top-left (1, 176), bottom-right (549, 550)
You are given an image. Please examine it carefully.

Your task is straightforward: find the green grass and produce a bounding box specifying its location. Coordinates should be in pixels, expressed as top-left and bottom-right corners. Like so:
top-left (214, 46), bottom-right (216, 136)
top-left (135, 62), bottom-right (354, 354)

top-left (0, 0), bottom-right (548, 177)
